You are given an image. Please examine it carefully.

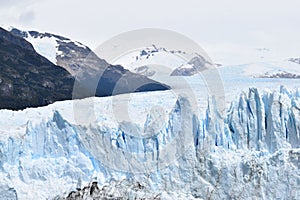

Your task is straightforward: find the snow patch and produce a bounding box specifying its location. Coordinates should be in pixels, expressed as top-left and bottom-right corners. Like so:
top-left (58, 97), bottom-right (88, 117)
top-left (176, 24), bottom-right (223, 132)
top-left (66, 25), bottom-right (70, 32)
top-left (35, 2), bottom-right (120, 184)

top-left (26, 34), bottom-right (59, 64)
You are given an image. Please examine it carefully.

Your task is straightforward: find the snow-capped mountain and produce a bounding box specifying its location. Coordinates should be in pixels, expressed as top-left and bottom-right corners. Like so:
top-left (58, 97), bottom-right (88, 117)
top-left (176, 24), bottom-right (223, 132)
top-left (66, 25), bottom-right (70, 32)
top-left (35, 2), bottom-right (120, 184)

top-left (8, 27), bottom-right (108, 79)
top-left (112, 44), bottom-right (300, 79)
top-left (113, 45), bottom-right (213, 77)
top-left (170, 55), bottom-right (210, 76)
top-left (7, 27), bottom-right (170, 99)
top-left (0, 27), bottom-right (75, 110)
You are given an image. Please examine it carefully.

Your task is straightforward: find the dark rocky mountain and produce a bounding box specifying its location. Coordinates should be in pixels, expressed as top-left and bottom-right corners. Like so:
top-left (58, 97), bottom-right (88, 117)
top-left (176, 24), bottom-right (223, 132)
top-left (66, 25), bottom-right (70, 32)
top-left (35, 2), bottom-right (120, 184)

top-left (171, 55), bottom-right (210, 76)
top-left (0, 27), bottom-right (169, 110)
top-left (10, 27), bottom-right (108, 79)
top-left (0, 27), bottom-right (74, 110)
top-left (10, 28), bottom-right (170, 99)
top-left (0, 28), bottom-right (34, 51)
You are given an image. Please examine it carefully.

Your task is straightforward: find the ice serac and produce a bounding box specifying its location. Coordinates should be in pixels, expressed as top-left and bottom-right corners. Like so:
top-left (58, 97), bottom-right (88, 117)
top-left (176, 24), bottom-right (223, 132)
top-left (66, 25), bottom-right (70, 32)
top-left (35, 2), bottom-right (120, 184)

top-left (224, 86), bottom-right (300, 153)
top-left (0, 87), bottom-right (299, 199)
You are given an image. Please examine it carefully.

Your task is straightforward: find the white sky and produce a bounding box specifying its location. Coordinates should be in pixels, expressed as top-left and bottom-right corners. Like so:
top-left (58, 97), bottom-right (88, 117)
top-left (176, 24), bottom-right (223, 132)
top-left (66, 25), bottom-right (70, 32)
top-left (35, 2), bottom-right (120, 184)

top-left (0, 0), bottom-right (299, 65)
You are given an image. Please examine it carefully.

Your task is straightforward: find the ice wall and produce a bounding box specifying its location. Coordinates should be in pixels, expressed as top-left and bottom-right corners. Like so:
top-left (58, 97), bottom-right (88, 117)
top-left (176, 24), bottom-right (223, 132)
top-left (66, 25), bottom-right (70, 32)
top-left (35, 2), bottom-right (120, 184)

top-left (0, 87), bottom-right (299, 199)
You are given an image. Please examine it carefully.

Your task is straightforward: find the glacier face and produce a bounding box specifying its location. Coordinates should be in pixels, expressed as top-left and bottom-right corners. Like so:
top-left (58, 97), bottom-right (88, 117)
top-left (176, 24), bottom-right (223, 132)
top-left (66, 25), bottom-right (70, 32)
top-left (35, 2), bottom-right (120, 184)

top-left (0, 87), bottom-right (299, 199)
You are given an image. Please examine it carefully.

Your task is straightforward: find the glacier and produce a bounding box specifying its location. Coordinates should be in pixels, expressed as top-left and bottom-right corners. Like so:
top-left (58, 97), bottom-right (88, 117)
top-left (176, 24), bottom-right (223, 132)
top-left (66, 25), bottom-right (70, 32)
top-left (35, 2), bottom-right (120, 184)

top-left (0, 86), bottom-right (299, 199)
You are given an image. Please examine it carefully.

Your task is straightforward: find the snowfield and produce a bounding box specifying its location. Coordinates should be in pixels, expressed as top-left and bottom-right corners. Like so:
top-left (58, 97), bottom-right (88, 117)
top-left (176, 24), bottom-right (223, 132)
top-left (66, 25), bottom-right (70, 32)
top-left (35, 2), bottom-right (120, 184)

top-left (0, 73), bottom-right (300, 199)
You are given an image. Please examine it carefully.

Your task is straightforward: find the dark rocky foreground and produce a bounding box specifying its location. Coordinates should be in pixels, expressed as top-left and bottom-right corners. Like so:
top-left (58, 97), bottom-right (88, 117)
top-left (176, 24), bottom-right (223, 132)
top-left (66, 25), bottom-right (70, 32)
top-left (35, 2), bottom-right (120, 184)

top-left (54, 180), bottom-right (161, 200)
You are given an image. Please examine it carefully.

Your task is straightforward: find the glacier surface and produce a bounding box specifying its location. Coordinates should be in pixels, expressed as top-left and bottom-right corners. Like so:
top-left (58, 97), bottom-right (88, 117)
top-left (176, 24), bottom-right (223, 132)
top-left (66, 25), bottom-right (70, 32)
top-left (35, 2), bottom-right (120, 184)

top-left (0, 86), bottom-right (299, 199)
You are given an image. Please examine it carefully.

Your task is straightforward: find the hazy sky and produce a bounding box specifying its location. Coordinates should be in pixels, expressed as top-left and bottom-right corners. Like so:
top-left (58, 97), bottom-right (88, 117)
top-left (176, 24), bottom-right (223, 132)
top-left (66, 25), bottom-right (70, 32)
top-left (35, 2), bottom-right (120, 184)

top-left (1, 0), bottom-right (299, 64)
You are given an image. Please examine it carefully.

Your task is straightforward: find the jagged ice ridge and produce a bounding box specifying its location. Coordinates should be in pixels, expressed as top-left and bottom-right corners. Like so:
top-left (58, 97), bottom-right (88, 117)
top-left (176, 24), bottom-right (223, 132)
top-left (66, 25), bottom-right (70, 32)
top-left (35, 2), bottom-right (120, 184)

top-left (0, 86), bottom-right (299, 199)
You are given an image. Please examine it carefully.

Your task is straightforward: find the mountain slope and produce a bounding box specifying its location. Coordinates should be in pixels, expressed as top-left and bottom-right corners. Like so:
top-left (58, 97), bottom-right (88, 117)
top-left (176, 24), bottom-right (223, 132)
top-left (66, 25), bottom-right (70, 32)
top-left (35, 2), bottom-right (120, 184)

top-left (9, 27), bottom-right (107, 78)
top-left (0, 27), bottom-right (74, 110)
top-left (112, 45), bottom-right (213, 77)
top-left (9, 28), bottom-right (170, 98)
top-left (170, 54), bottom-right (210, 76)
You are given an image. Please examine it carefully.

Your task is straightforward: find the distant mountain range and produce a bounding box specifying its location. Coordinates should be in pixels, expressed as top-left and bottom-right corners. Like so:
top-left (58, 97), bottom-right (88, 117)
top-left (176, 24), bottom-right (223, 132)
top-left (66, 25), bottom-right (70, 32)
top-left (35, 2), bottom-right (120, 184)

top-left (0, 27), bottom-right (170, 109)
top-left (113, 44), bottom-right (300, 79)
top-left (233, 59), bottom-right (300, 79)
top-left (112, 44), bottom-right (214, 77)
